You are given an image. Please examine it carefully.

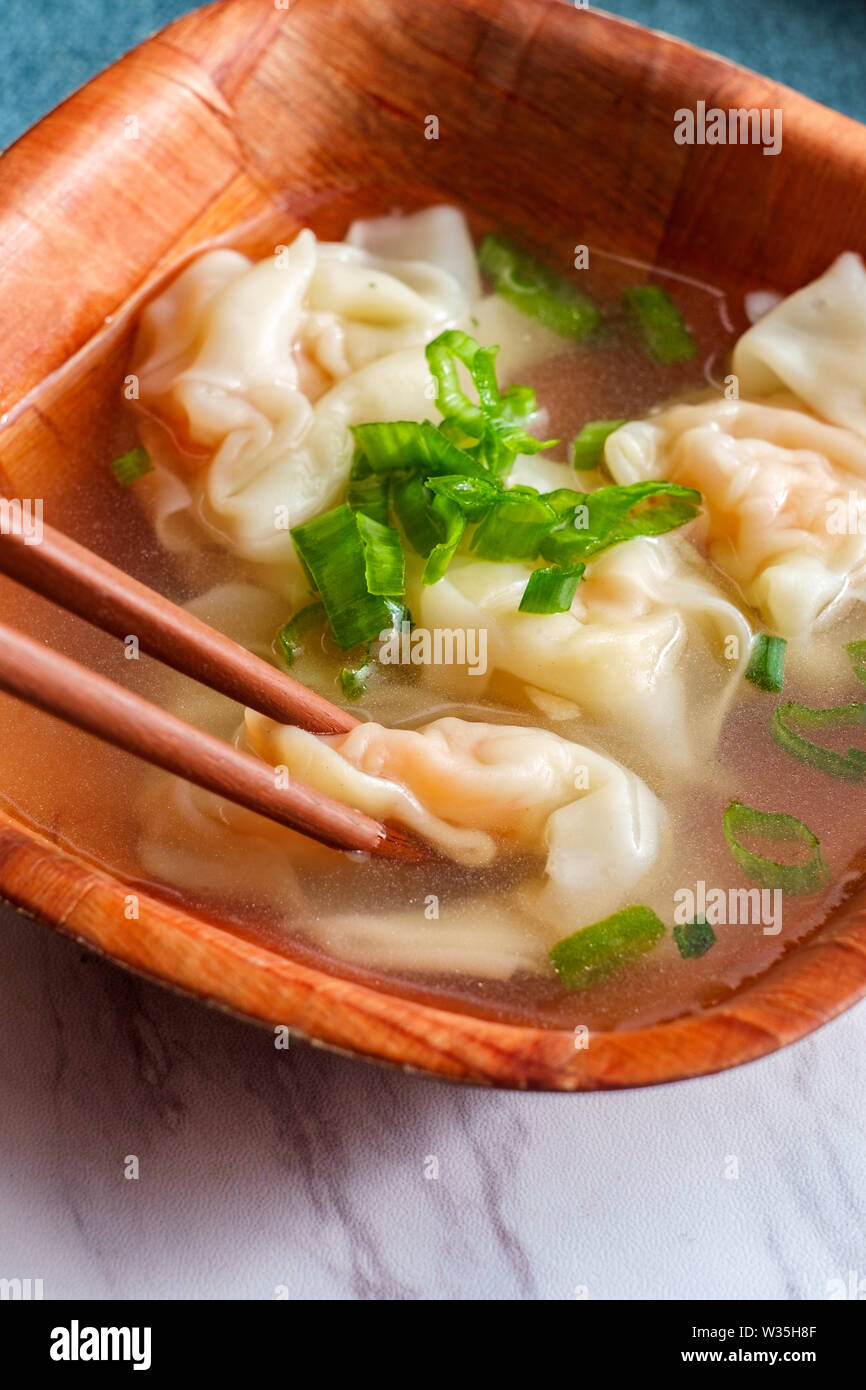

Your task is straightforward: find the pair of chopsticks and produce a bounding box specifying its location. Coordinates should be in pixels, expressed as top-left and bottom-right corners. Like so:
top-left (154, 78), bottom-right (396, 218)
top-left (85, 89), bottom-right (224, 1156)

top-left (0, 508), bottom-right (430, 862)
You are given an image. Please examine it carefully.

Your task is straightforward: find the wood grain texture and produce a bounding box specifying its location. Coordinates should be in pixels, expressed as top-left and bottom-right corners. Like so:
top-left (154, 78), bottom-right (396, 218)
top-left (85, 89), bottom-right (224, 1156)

top-left (0, 618), bottom-right (424, 857)
top-left (0, 510), bottom-right (358, 735)
top-left (0, 0), bottom-right (865, 1087)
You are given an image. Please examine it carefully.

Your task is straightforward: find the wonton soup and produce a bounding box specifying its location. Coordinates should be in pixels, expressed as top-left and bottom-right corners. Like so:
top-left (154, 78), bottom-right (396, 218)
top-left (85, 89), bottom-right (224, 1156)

top-left (27, 206), bottom-right (866, 1031)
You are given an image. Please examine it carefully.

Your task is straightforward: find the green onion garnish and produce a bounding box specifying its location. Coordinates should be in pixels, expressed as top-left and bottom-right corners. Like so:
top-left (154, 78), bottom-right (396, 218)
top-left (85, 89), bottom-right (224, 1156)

top-left (844, 640), bottom-right (866, 686)
top-left (347, 449), bottom-right (390, 526)
top-left (583, 480), bottom-right (701, 548)
top-left (540, 480), bottom-right (701, 565)
top-left (722, 801), bottom-right (830, 895)
top-left (471, 488), bottom-right (557, 562)
top-left (333, 325), bottom-right (702, 626)
top-left (745, 634), bottom-right (787, 692)
top-left (425, 473), bottom-right (502, 521)
top-left (339, 647), bottom-right (372, 702)
top-left (111, 446), bottom-right (153, 486)
top-left (673, 919), bottom-right (716, 959)
top-left (354, 511), bottom-right (405, 597)
top-left (542, 487), bottom-right (585, 518)
top-left (425, 330), bottom-right (487, 433)
top-left (291, 504), bottom-right (403, 651)
top-left (391, 473), bottom-right (447, 557)
top-left (771, 702), bottom-right (866, 781)
top-left (425, 329), bottom-right (556, 475)
top-left (518, 564), bottom-right (585, 614)
top-left (550, 906), bottom-right (666, 989)
top-left (422, 498), bottom-right (466, 585)
top-left (621, 285), bottom-right (697, 365)
top-left (478, 233), bottom-right (602, 340)
top-left (351, 419), bottom-right (484, 478)
top-left (277, 602), bottom-right (326, 668)
top-left (572, 420), bottom-right (627, 471)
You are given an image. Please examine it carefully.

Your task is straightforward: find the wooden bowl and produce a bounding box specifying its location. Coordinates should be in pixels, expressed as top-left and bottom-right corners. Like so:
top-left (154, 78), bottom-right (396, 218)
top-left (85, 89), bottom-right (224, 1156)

top-left (2, 0), bottom-right (866, 1089)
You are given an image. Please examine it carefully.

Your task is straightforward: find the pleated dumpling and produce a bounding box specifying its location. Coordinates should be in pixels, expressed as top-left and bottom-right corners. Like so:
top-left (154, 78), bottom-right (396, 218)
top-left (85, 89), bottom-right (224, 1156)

top-left (732, 252), bottom-right (866, 440)
top-left (606, 399), bottom-right (866, 637)
top-left (132, 213), bottom-right (478, 573)
top-left (345, 204), bottom-right (483, 302)
top-left (244, 711), bottom-right (662, 929)
top-left (406, 536), bottom-right (752, 771)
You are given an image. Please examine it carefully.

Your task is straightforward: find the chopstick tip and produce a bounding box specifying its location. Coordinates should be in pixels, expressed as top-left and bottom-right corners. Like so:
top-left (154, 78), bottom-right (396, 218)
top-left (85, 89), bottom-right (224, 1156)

top-left (371, 824), bottom-right (437, 865)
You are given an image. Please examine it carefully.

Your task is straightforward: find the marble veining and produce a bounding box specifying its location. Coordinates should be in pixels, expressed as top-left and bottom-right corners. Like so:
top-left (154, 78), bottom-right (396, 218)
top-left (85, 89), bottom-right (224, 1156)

top-left (1, 900), bottom-right (864, 1299)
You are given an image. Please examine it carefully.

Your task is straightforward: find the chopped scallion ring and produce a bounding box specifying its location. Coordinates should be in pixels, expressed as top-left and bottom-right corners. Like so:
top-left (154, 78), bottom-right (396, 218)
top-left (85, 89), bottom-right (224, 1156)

top-left (291, 504), bottom-right (405, 651)
top-left (111, 446), bottom-right (153, 486)
top-left (722, 801), bottom-right (830, 895)
top-left (771, 702), bottom-right (866, 781)
top-left (621, 284), bottom-right (697, 364)
top-left (339, 647), bottom-right (372, 702)
top-left (277, 602), bottom-right (326, 668)
top-left (354, 511), bottom-right (405, 597)
top-left (673, 919), bottom-right (716, 959)
top-left (478, 233), bottom-right (602, 340)
top-left (572, 420), bottom-right (627, 471)
top-left (550, 906), bottom-right (666, 989)
top-left (518, 564), bottom-right (585, 614)
top-left (844, 639), bottom-right (866, 686)
top-left (745, 634), bottom-right (787, 693)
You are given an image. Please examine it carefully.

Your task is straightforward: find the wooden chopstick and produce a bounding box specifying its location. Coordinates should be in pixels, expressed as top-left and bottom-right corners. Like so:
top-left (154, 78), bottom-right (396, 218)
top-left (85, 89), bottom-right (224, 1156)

top-left (0, 618), bottom-right (429, 862)
top-left (0, 512), bottom-right (357, 736)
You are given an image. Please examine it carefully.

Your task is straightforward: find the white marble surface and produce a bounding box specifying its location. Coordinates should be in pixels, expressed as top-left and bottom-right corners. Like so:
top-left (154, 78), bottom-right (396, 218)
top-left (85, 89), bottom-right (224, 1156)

top-left (0, 897), bottom-right (864, 1300)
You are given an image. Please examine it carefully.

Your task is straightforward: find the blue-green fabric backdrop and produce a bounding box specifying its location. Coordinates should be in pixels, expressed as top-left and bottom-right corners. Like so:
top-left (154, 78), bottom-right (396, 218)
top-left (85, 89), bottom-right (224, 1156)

top-left (1, 0), bottom-right (864, 151)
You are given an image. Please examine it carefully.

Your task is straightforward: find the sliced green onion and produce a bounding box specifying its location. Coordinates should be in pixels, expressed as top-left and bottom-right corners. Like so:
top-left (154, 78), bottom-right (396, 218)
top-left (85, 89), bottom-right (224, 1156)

top-left (542, 487), bottom-right (586, 518)
top-left (111, 446), bottom-right (153, 486)
top-left (540, 480), bottom-right (701, 565)
top-left (347, 449), bottom-right (390, 526)
top-left (582, 480), bottom-right (702, 547)
top-left (590, 481), bottom-right (702, 546)
top-left (844, 639), bottom-right (866, 686)
top-left (471, 488), bottom-right (557, 562)
top-left (771, 702), bottom-right (866, 781)
top-left (722, 801), bottom-right (830, 895)
top-left (478, 233), bottom-right (602, 340)
top-left (351, 420), bottom-right (484, 479)
top-left (572, 420), bottom-right (627, 471)
top-left (518, 564), bottom-right (585, 614)
top-left (673, 919), bottom-right (716, 959)
top-left (339, 647), bottom-right (372, 702)
top-left (621, 285), bottom-right (697, 365)
top-left (498, 382), bottom-right (537, 428)
top-left (354, 511), bottom-right (405, 597)
top-left (550, 906), bottom-right (666, 989)
top-left (422, 498), bottom-right (466, 585)
top-left (391, 473), bottom-right (446, 557)
top-left (477, 407), bottom-right (551, 474)
top-left (277, 602), bottom-right (326, 668)
top-left (291, 504), bottom-right (402, 651)
top-left (425, 329), bottom-right (556, 474)
top-left (425, 330), bottom-right (486, 433)
top-left (745, 634), bottom-right (787, 692)
top-left (425, 473), bottom-right (502, 521)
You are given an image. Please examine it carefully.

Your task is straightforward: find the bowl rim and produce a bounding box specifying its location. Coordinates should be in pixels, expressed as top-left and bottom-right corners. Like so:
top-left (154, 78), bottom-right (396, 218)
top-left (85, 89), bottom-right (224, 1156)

top-left (1, 0), bottom-right (865, 1089)
top-left (2, 802), bottom-right (865, 1091)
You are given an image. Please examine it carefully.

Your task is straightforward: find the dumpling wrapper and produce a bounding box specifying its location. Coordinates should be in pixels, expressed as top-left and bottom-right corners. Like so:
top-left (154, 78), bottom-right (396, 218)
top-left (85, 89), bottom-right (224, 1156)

top-left (131, 209), bottom-right (565, 581)
top-left (733, 252), bottom-right (866, 441)
top-left (606, 399), bottom-right (866, 637)
top-left (244, 712), bottom-right (663, 930)
top-left (132, 217), bottom-right (473, 571)
top-left (407, 535), bottom-right (752, 772)
top-left (346, 204), bottom-right (483, 303)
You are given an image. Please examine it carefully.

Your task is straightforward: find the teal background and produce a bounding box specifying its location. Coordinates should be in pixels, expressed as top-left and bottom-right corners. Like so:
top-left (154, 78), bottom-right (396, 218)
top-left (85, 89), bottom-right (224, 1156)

top-left (0, 0), bottom-right (864, 151)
